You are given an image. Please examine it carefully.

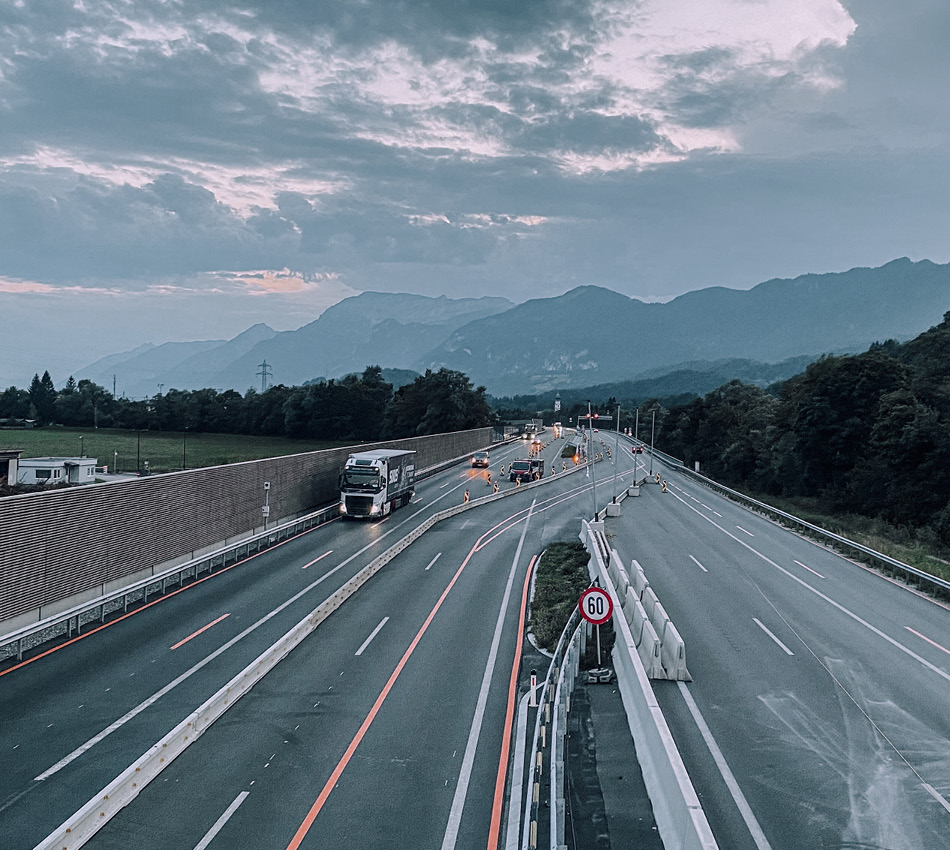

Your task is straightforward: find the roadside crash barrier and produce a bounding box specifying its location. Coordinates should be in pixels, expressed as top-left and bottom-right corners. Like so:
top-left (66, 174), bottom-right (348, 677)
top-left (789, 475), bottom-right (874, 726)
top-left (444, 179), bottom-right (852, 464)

top-left (580, 520), bottom-right (718, 850)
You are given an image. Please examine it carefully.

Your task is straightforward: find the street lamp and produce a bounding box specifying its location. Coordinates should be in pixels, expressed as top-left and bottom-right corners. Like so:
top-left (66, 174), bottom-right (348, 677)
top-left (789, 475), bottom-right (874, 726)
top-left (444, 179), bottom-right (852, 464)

top-left (79, 435), bottom-right (84, 458)
top-left (182, 427), bottom-right (188, 470)
top-left (587, 402), bottom-right (597, 521)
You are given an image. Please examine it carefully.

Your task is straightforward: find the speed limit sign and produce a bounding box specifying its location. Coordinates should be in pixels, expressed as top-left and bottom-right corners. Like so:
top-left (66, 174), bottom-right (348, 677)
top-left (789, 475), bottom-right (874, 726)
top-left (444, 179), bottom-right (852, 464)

top-left (579, 587), bottom-right (613, 625)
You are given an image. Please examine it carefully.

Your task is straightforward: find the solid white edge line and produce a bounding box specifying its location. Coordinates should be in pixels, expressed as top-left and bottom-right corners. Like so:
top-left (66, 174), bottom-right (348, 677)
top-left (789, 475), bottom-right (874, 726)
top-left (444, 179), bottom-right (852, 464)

top-left (752, 618), bottom-right (794, 656)
top-left (503, 692), bottom-right (532, 850)
top-left (440, 499), bottom-right (535, 850)
top-left (193, 791), bottom-right (249, 850)
top-left (677, 682), bottom-right (774, 850)
top-left (355, 617), bottom-right (390, 656)
top-left (689, 554), bottom-right (709, 573)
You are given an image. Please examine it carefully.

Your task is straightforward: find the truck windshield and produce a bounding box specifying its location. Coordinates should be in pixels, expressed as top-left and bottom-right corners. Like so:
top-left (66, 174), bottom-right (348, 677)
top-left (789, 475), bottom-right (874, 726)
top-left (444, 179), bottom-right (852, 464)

top-left (341, 468), bottom-right (382, 492)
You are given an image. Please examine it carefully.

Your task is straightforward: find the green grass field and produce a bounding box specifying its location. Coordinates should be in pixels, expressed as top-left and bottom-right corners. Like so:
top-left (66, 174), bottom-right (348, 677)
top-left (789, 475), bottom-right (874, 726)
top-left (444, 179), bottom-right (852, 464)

top-left (0, 427), bottom-right (349, 474)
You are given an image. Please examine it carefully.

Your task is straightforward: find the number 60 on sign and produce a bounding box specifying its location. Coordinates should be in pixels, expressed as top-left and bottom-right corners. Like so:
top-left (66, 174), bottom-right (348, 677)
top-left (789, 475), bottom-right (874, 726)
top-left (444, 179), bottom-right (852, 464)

top-left (578, 587), bottom-right (613, 625)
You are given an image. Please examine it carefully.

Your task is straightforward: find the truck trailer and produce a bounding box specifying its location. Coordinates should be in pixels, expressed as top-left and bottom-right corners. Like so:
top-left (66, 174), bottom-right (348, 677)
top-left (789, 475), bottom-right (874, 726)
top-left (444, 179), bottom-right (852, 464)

top-left (339, 449), bottom-right (416, 519)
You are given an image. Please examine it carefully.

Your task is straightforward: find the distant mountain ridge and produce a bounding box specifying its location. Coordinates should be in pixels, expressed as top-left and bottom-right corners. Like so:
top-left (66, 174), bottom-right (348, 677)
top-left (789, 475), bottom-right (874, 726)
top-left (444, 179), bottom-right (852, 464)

top-left (76, 259), bottom-right (950, 398)
top-left (421, 258), bottom-right (950, 394)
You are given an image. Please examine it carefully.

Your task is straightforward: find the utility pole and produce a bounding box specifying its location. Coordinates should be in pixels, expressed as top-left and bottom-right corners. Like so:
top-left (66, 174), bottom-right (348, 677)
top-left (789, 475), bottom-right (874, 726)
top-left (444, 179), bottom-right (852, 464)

top-left (113, 374), bottom-right (116, 398)
top-left (257, 360), bottom-right (273, 393)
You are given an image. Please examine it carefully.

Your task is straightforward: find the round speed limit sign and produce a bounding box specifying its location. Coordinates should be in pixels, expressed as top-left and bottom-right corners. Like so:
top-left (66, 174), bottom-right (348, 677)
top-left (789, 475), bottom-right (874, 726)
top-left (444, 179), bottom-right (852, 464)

top-left (579, 587), bottom-right (613, 625)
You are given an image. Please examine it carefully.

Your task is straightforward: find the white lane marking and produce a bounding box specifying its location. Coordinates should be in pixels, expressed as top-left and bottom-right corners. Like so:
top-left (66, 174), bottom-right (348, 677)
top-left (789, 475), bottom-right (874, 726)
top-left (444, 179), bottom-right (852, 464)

top-left (193, 791), bottom-right (249, 850)
top-left (460, 519), bottom-right (471, 530)
top-left (425, 553), bottom-right (442, 571)
top-left (793, 560), bottom-right (824, 579)
top-left (441, 499), bottom-right (535, 850)
top-left (691, 496), bottom-right (700, 503)
top-left (700, 503), bottom-right (712, 510)
top-left (677, 682), bottom-right (774, 850)
top-left (689, 555), bottom-right (709, 573)
top-left (713, 510), bottom-right (723, 517)
top-left (355, 617), bottom-right (390, 657)
top-left (752, 618), bottom-right (794, 656)
top-left (34, 528), bottom-right (403, 781)
top-left (302, 550), bottom-right (333, 569)
top-left (666, 489), bottom-right (950, 685)
top-left (923, 783), bottom-right (950, 814)
top-left (736, 525), bottom-right (754, 537)
top-left (440, 480), bottom-right (454, 488)
top-left (905, 626), bottom-right (950, 657)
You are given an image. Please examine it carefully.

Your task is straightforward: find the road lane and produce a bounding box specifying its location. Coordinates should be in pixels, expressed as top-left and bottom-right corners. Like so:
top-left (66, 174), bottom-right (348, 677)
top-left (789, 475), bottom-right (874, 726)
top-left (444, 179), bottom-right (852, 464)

top-left (77, 475), bottom-right (588, 849)
top-left (607, 458), bottom-right (950, 850)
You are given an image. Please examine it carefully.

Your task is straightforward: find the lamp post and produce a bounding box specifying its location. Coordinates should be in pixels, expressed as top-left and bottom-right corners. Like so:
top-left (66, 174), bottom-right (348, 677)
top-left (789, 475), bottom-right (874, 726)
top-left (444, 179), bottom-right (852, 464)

top-left (612, 404), bottom-right (620, 503)
top-left (113, 449), bottom-right (117, 474)
top-left (649, 409), bottom-right (656, 477)
top-left (587, 401), bottom-right (597, 521)
top-left (182, 427), bottom-right (188, 470)
top-left (79, 435), bottom-right (83, 458)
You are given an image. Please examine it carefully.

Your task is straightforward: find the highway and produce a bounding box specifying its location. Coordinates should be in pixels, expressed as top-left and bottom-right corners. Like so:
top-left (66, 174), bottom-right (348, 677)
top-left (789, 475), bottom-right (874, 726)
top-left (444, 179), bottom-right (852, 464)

top-left (607, 452), bottom-right (950, 850)
top-left (5, 428), bottom-right (946, 850)
top-left (0, 437), bottom-right (610, 849)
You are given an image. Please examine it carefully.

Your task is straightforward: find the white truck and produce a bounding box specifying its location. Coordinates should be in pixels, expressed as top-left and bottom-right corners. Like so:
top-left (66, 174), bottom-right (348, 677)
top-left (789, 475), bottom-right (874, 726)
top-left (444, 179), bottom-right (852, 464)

top-left (339, 449), bottom-right (416, 519)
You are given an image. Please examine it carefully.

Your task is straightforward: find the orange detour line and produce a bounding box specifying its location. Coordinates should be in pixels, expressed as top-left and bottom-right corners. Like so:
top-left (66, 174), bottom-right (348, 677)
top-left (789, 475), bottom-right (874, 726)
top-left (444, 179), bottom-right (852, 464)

top-left (487, 554), bottom-right (537, 850)
top-left (285, 541), bottom-right (481, 850)
top-left (170, 613), bottom-right (231, 650)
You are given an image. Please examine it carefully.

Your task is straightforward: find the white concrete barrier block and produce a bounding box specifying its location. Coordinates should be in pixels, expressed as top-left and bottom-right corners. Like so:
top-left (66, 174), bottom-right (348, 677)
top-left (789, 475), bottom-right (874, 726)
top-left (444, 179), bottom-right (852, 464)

top-left (642, 586), bottom-right (659, 622)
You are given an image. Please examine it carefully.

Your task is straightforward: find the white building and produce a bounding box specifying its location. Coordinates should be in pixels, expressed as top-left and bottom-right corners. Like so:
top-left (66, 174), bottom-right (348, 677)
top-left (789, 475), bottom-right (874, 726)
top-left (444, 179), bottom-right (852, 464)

top-left (17, 457), bottom-right (97, 486)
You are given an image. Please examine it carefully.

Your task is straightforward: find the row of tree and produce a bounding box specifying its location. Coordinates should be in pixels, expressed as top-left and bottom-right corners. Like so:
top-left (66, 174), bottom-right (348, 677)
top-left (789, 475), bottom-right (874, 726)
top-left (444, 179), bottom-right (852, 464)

top-left (656, 312), bottom-right (950, 546)
top-left (0, 367), bottom-right (495, 441)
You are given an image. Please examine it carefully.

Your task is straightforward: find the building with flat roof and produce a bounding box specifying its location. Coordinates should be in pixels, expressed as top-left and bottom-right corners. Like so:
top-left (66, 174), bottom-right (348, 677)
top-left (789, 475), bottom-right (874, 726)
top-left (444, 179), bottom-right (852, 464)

top-left (0, 450), bottom-right (22, 486)
top-left (16, 457), bottom-right (97, 486)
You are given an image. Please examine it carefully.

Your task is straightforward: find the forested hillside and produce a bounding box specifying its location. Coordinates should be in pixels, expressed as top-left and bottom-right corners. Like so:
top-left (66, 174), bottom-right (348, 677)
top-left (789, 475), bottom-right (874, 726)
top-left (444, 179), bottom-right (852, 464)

top-left (658, 312), bottom-right (950, 548)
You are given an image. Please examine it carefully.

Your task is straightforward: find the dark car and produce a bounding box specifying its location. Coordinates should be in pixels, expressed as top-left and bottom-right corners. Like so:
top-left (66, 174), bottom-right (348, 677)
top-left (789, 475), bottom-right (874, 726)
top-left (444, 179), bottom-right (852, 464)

top-left (471, 451), bottom-right (490, 468)
top-left (509, 459), bottom-right (533, 482)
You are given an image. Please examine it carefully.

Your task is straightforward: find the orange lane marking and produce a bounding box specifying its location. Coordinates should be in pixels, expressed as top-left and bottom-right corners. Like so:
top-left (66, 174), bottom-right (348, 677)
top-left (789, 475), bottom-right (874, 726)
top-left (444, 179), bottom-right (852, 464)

top-left (487, 554), bottom-right (536, 850)
top-left (0, 524), bottom-right (324, 679)
top-left (170, 613), bottom-right (231, 650)
top-left (285, 540), bottom-right (481, 850)
top-left (302, 551), bottom-right (333, 569)
top-left (905, 626), bottom-right (950, 657)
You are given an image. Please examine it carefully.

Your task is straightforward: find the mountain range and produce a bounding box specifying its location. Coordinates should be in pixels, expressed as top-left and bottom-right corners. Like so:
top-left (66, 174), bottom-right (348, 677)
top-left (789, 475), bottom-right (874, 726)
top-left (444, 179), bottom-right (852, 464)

top-left (78, 258), bottom-right (950, 398)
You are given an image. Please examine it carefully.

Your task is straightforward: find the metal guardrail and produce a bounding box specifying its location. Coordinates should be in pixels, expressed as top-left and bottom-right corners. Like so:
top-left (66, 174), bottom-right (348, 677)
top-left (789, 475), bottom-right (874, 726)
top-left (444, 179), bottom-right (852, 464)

top-left (676, 466), bottom-right (950, 596)
top-left (0, 504), bottom-right (341, 663)
top-left (0, 446), bottom-right (524, 664)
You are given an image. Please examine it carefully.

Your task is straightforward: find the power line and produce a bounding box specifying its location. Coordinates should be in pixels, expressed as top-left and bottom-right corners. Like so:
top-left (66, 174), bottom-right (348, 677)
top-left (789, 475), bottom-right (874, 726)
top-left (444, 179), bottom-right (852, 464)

top-left (256, 360), bottom-right (273, 393)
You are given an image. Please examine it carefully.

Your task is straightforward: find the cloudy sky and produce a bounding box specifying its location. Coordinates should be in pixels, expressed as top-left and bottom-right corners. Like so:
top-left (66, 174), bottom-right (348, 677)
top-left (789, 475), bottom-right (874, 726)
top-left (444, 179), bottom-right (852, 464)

top-left (1, 0), bottom-right (949, 387)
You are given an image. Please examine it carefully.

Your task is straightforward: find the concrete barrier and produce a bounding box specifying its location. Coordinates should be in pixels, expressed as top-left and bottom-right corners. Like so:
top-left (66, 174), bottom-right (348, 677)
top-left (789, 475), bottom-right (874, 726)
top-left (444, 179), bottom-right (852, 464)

top-left (581, 521), bottom-right (718, 850)
top-left (35, 451), bottom-right (579, 849)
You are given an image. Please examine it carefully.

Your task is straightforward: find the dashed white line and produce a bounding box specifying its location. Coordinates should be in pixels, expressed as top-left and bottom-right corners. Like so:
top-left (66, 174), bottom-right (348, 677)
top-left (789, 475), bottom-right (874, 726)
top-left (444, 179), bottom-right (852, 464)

top-left (355, 617), bottom-right (390, 656)
top-left (793, 560), bottom-right (824, 579)
top-left (752, 618), bottom-right (794, 655)
top-left (689, 555), bottom-right (708, 573)
top-left (736, 525), bottom-right (754, 537)
top-left (193, 791), bottom-right (249, 850)
top-left (425, 553), bottom-right (442, 571)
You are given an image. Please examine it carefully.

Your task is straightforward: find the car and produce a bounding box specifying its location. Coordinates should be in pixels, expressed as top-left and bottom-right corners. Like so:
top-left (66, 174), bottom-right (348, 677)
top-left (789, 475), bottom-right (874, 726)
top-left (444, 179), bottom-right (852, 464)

top-left (633, 445), bottom-right (643, 453)
top-left (471, 451), bottom-right (490, 468)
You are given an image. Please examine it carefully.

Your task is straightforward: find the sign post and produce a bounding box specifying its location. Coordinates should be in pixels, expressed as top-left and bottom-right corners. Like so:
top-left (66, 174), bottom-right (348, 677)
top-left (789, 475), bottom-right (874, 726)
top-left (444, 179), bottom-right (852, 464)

top-left (579, 587), bottom-right (613, 667)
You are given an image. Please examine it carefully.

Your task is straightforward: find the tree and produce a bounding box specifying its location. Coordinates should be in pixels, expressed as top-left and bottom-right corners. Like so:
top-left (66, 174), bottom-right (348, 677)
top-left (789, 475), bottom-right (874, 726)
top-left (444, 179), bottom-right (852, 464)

top-left (383, 368), bottom-right (494, 438)
top-left (28, 371), bottom-right (57, 424)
